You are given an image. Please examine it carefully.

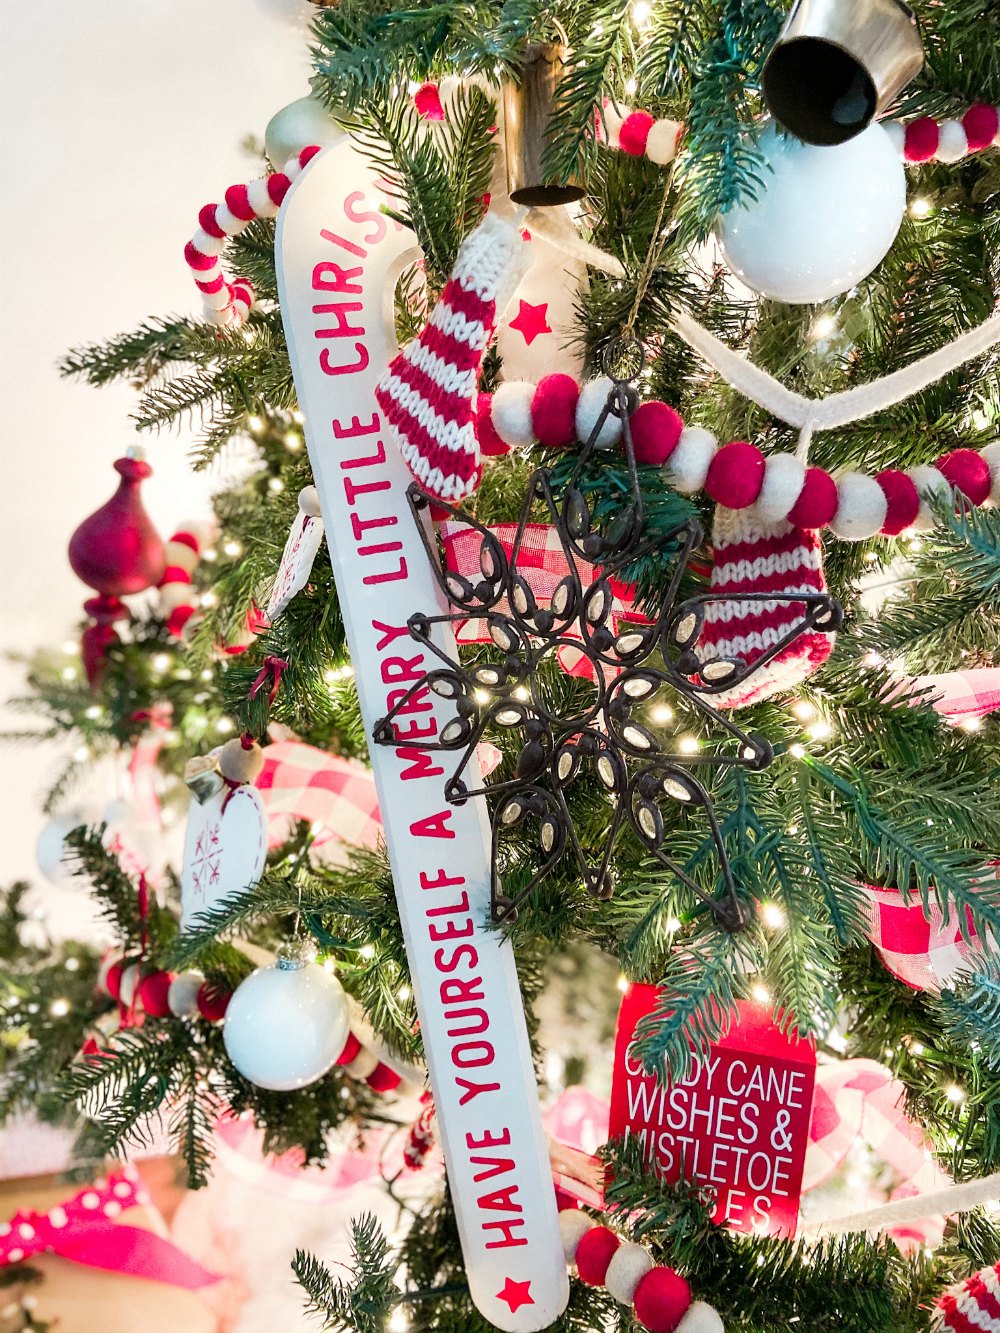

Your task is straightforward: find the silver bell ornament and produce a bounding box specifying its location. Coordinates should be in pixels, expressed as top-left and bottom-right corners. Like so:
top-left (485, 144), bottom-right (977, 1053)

top-left (264, 95), bottom-right (345, 170)
top-left (223, 942), bottom-right (350, 1090)
top-left (762, 0), bottom-right (923, 146)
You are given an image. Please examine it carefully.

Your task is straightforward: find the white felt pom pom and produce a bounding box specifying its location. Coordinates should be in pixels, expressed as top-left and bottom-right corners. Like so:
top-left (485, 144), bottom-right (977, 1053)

top-left (908, 463), bottom-right (952, 531)
top-left (165, 540), bottom-right (199, 573)
top-left (753, 452), bottom-right (806, 522)
top-left (605, 1242), bottom-right (654, 1305)
top-left (576, 377), bottom-right (622, 448)
top-left (247, 177), bottom-right (280, 220)
top-left (646, 119), bottom-right (681, 165)
top-left (602, 106), bottom-right (625, 149)
top-left (666, 425), bottom-right (717, 495)
top-left (558, 1209), bottom-right (594, 1263)
top-left (159, 583), bottom-right (193, 615)
top-left (935, 119), bottom-right (969, 163)
top-left (492, 381), bottom-right (537, 447)
top-left (677, 1301), bottom-right (725, 1333)
top-left (119, 963), bottom-right (141, 1008)
top-left (981, 442), bottom-right (1000, 504)
top-left (298, 485), bottom-right (322, 518)
top-left (168, 971), bottom-right (204, 1019)
top-left (828, 471), bottom-right (888, 540)
top-left (882, 120), bottom-right (906, 157)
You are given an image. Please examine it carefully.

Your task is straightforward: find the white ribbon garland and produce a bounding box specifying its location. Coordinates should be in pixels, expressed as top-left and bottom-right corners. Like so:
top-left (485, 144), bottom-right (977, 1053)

top-left (526, 208), bottom-right (1000, 452)
top-left (801, 1170), bottom-right (1000, 1238)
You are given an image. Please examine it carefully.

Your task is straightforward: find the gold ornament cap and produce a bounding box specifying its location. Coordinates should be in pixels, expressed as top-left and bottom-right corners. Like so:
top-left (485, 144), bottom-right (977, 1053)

top-left (503, 44), bottom-right (586, 207)
top-left (762, 0), bottom-right (923, 146)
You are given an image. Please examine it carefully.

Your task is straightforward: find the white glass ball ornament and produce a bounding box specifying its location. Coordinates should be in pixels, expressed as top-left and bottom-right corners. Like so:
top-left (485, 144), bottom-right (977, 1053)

top-left (717, 121), bottom-right (906, 304)
top-left (264, 96), bottom-right (344, 170)
top-left (36, 812), bottom-right (88, 884)
top-left (223, 946), bottom-right (350, 1090)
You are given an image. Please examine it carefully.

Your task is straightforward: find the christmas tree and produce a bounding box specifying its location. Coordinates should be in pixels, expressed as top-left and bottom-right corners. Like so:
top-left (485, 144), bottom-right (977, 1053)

top-left (4, 0), bottom-right (1000, 1329)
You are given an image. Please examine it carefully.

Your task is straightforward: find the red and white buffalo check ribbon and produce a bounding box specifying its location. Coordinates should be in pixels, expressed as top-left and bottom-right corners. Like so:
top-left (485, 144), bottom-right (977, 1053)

top-left (859, 881), bottom-right (989, 993)
top-left (441, 521), bottom-right (650, 678)
top-left (909, 668), bottom-right (1000, 724)
top-left (257, 741), bottom-right (383, 851)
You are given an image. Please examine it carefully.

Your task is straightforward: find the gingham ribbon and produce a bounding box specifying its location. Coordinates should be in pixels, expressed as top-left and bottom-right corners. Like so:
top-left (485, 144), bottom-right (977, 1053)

top-left (860, 883), bottom-right (984, 993)
top-left (256, 741), bottom-right (383, 851)
top-left (910, 668), bottom-right (1000, 723)
top-left (442, 521), bottom-right (650, 678)
top-left (256, 739), bottom-right (501, 852)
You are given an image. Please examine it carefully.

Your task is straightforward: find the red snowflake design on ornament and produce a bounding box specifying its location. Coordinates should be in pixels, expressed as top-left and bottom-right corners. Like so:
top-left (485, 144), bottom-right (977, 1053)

top-left (190, 822), bottom-right (222, 899)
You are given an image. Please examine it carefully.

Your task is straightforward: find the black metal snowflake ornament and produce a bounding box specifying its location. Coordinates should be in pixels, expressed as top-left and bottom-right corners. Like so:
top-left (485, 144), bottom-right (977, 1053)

top-left (373, 342), bottom-right (841, 931)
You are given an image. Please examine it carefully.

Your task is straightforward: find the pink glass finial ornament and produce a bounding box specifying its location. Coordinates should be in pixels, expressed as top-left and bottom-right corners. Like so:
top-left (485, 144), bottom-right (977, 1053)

top-left (68, 447), bottom-right (166, 685)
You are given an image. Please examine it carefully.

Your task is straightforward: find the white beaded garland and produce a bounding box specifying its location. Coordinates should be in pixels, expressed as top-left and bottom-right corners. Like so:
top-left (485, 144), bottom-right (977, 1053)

top-left (677, 1301), bottom-right (726, 1333)
top-left (492, 381), bottom-right (537, 446)
top-left (558, 1209), bottom-right (594, 1262)
top-left (575, 376), bottom-right (622, 448)
top-left (908, 463), bottom-right (953, 531)
top-left (935, 120), bottom-right (970, 164)
top-left (981, 441), bottom-right (1000, 503)
top-left (753, 452), bottom-right (806, 523)
top-left (666, 425), bottom-right (718, 494)
top-left (604, 1241), bottom-right (655, 1305)
top-left (168, 971), bottom-right (204, 1019)
top-left (828, 471), bottom-right (888, 541)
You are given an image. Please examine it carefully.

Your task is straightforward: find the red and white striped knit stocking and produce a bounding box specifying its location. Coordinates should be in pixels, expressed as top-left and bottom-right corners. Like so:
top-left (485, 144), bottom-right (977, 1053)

top-left (376, 212), bottom-right (529, 502)
top-left (696, 506), bottom-right (836, 708)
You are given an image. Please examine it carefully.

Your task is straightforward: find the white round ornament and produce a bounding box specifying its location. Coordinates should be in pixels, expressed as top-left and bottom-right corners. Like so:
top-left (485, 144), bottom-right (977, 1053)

top-left (36, 812), bottom-right (88, 884)
top-left (717, 121), bottom-right (906, 303)
top-left (223, 947), bottom-right (350, 1090)
top-left (265, 96), bottom-right (344, 170)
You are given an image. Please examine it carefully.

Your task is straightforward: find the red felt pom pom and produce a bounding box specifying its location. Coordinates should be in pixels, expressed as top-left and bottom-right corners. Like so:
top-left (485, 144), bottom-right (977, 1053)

top-left (633, 1266), bottom-right (692, 1333)
top-left (337, 1030), bottom-right (363, 1065)
top-left (787, 467), bottom-right (838, 529)
top-left (875, 469), bottom-right (920, 536)
top-left (105, 960), bottom-right (124, 1001)
top-left (630, 401), bottom-right (684, 465)
top-left (531, 374), bottom-right (580, 448)
top-left (575, 1227), bottom-right (621, 1286)
top-left (962, 103), bottom-right (999, 153)
top-left (936, 448), bottom-right (992, 506)
top-left (619, 110), bottom-right (656, 156)
top-left (704, 440), bottom-right (766, 509)
top-left (475, 394), bottom-right (510, 458)
top-left (904, 116), bottom-right (939, 163)
top-left (367, 1062), bottom-right (402, 1092)
top-left (414, 82), bottom-right (446, 122)
top-left (197, 981), bottom-right (231, 1022)
top-left (138, 971), bottom-right (174, 1018)
top-left (167, 605), bottom-right (196, 637)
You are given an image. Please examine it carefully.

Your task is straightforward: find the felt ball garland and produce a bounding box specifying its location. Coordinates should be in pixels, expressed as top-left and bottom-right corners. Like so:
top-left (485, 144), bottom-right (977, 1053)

top-left (185, 146), bottom-right (322, 328)
top-left (558, 1208), bottom-right (722, 1333)
top-left (933, 1260), bottom-right (1000, 1332)
top-left (157, 524), bottom-right (210, 638)
top-left (475, 376), bottom-right (1000, 538)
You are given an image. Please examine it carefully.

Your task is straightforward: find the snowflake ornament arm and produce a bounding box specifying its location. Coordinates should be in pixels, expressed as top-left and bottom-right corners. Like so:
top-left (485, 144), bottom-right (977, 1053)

top-left (374, 350), bottom-right (842, 931)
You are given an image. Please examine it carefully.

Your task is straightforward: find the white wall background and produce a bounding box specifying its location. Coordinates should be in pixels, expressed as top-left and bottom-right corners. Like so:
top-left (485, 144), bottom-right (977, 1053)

top-left (0, 1), bottom-right (315, 883)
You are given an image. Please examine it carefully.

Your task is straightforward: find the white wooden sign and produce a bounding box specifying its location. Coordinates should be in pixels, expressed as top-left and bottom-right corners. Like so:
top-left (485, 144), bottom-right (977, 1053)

top-left (276, 141), bottom-right (568, 1331)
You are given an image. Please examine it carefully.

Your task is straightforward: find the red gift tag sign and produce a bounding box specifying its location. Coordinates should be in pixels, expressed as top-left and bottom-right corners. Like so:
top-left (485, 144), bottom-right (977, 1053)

top-left (609, 985), bottom-right (816, 1238)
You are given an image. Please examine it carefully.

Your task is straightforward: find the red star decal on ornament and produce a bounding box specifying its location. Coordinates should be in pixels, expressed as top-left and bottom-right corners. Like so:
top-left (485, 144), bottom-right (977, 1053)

top-left (496, 1277), bottom-right (534, 1313)
top-left (508, 300), bottom-right (551, 346)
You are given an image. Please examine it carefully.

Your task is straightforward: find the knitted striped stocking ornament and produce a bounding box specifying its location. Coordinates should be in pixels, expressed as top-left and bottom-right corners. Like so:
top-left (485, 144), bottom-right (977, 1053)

top-left (696, 506), bottom-right (835, 708)
top-left (376, 212), bottom-right (530, 502)
top-left (934, 1262), bottom-right (1000, 1332)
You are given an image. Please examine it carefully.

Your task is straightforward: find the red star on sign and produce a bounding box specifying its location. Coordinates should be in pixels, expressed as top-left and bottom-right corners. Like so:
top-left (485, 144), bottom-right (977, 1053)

top-left (496, 1277), bottom-right (534, 1313)
top-left (508, 300), bottom-right (552, 346)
